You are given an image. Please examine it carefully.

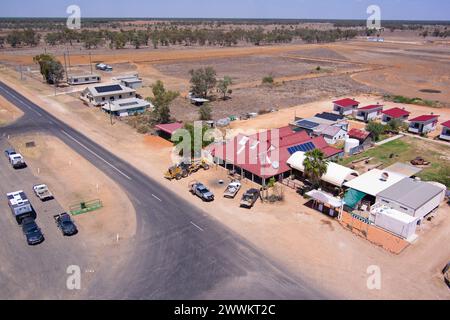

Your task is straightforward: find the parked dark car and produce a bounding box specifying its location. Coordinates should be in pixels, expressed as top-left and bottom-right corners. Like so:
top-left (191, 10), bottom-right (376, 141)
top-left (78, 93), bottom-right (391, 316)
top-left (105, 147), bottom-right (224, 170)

top-left (21, 217), bottom-right (44, 245)
top-left (240, 189), bottom-right (260, 209)
top-left (54, 213), bottom-right (78, 236)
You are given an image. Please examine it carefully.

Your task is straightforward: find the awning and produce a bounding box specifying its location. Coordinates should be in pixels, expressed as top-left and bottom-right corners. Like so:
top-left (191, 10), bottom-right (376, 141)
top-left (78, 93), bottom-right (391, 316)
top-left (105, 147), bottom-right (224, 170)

top-left (343, 189), bottom-right (366, 209)
top-left (306, 190), bottom-right (343, 208)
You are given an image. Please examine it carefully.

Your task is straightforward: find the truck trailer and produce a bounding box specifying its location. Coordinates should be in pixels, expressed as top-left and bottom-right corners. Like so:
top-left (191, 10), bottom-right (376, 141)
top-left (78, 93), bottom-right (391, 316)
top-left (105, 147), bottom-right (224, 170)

top-left (7, 191), bottom-right (36, 224)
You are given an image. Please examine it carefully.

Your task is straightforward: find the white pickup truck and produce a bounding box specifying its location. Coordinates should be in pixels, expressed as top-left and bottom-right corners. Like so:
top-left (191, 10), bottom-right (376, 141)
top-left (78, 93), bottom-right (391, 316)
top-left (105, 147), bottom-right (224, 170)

top-left (8, 153), bottom-right (26, 169)
top-left (33, 184), bottom-right (54, 201)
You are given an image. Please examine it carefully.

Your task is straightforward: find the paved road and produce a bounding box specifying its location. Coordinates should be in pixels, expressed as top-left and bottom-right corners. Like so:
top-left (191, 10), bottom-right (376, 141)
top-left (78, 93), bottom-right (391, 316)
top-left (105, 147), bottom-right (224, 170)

top-left (0, 81), bottom-right (328, 299)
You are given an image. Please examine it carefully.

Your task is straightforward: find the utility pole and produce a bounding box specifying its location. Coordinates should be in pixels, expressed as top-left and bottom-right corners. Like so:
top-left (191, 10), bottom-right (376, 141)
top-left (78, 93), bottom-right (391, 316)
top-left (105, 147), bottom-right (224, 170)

top-left (63, 52), bottom-right (69, 81)
top-left (109, 102), bottom-right (113, 126)
top-left (89, 51), bottom-right (93, 74)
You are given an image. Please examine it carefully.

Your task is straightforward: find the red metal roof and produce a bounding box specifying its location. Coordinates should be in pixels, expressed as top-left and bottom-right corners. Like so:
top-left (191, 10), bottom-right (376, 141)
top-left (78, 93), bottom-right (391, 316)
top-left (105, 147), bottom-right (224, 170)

top-left (333, 98), bottom-right (360, 108)
top-left (409, 115), bottom-right (439, 122)
top-left (441, 120), bottom-right (450, 128)
top-left (348, 128), bottom-right (370, 140)
top-left (382, 107), bottom-right (410, 118)
top-left (209, 128), bottom-right (342, 179)
top-left (155, 122), bottom-right (183, 135)
top-left (358, 104), bottom-right (383, 111)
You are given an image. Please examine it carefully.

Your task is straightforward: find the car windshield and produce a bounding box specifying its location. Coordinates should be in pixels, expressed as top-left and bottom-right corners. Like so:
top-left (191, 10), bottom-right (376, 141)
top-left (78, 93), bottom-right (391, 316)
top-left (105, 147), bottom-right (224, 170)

top-left (198, 187), bottom-right (209, 193)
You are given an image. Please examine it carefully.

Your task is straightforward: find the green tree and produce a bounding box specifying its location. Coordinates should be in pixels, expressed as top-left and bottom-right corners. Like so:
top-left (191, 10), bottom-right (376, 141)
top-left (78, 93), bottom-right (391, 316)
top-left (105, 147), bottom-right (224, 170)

top-left (387, 119), bottom-right (402, 132)
top-left (303, 149), bottom-right (329, 188)
top-left (198, 103), bottom-right (212, 121)
top-left (146, 80), bottom-right (179, 124)
top-left (6, 31), bottom-right (22, 47)
top-left (366, 121), bottom-right (386, 141)
top-left (33, 54), bottom-right (64, 84)
top-left (217, 76), bottom-right (233, 100)
top-left (189, 67), bottom-right (217, 99)
top-left (178, 123), bottom-right (215, 159)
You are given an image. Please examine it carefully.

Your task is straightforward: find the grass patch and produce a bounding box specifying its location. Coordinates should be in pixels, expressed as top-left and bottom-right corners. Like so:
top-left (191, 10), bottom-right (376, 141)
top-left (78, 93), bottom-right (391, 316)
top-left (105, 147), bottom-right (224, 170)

top-left (383, 94), bottom-right (439, 108)
top-left (340, 137), bottom-right (450, 187)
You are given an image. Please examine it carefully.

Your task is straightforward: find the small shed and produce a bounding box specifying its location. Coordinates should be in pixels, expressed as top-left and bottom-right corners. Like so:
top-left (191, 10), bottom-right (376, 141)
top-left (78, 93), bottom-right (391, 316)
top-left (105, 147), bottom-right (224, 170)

top-left (155, 122), bottom-right (184, 140)
top-left (439, 120), bottom-right (450, 141)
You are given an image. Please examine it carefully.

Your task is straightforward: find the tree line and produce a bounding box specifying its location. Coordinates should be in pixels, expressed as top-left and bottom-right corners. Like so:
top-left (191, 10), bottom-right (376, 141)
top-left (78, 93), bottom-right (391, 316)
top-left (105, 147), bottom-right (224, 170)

top-left (2, 26), bottom-right (359, 49)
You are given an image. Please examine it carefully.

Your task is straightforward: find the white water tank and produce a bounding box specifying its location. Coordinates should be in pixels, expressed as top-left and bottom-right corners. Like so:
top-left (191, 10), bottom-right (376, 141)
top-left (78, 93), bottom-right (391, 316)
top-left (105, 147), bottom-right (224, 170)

top-left (345, 139), bottom-right (360, 153)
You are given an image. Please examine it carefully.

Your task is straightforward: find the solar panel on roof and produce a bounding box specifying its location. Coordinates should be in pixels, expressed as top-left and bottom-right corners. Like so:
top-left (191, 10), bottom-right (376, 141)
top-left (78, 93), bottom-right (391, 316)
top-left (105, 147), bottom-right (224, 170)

top-left (95, 84), bottom-right (123, 93)
top-left (315, 112), bottom-right (343, 122)
top-left (288, 142), bottom-right (316, 155)
top-left (295, 120), bottom-right (320, 130)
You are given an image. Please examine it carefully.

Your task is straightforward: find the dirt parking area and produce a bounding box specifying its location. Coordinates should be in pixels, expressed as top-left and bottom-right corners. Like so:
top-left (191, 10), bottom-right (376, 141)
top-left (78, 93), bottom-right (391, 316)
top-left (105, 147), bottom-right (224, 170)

top-left (8, 133), bottom-right (137, 245)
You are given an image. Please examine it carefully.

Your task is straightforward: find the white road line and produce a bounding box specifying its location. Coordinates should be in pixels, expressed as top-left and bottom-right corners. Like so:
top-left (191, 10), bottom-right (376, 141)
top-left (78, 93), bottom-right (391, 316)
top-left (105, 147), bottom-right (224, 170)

top-left (190, 221), bottom-right (204, 232)
top-left (152, 194), bottom-right (162, 202)
top-left (1, 88), bottom-right (43, 117)
top-left (60, 130), bottom-right (132, 181)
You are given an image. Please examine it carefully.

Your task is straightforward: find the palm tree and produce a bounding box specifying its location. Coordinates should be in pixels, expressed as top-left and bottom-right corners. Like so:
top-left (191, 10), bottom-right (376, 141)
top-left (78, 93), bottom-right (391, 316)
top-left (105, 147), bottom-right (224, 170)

top-left (303, 149), bottom-right (329, 188)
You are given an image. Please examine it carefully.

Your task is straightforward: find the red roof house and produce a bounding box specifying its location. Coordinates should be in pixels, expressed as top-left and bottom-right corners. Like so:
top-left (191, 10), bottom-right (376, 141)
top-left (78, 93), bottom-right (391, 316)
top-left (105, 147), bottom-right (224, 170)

top-left (333, 98), bottom-right (360, 116)
top-left (348, 128), bottom-right (371, 144)
top-left (382, 107), bottom-right (410, 119)
top-left (439, 120), bottom-right (450, 141)
top-left (355, 104), bottom-right (384, 122)
top-left (207, 126), bottom-right (343, 183)
top-left (408, 115), bottom-right (439, 134)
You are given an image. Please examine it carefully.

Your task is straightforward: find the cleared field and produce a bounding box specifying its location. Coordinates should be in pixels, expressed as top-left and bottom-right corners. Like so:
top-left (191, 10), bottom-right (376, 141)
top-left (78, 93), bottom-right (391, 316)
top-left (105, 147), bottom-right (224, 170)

top-left (153, 53), bottom-right (357, 85)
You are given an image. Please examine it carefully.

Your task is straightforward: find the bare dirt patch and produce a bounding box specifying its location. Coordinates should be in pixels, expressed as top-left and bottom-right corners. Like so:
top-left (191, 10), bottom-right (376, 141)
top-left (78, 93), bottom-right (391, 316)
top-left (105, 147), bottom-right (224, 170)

top-left (0, 94), bottom-right (23, 126)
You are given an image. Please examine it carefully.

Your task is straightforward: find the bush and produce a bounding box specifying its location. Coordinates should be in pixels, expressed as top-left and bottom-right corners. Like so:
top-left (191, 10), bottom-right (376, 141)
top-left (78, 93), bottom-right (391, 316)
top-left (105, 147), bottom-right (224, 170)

top-left (262, 74), bottom-right (274, 85)
top-left (137, 124), bottom-right (150, 134)
top-left (199, 104), bottom-right (212, 121)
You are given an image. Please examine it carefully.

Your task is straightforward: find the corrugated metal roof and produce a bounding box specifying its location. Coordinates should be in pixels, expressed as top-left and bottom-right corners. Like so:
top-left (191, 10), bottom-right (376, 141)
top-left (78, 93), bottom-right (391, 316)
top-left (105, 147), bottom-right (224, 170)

top-left (377, 178), bottom-right (443, 210)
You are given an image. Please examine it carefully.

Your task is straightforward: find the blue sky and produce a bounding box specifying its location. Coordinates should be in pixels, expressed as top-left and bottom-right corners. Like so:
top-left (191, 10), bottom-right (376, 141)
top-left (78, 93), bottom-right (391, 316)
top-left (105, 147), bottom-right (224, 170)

top-left (1, 0), bottom-right (449, 20)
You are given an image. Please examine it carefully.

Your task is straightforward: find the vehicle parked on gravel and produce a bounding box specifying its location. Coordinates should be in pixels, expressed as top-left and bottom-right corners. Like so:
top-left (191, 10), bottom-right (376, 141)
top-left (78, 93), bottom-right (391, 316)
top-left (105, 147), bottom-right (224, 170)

top-left (240, 189), bottom-right (260, 208)
top-left (21, 217), bottom-right (44, 245)
top-left (8, 153), bottom-right (26, 169)
top-left (33, 184), bottom-right (54, 201)
top-left (7, 190), bottom-right (36, 224)
top-left (189, 181), bottom-right (214, 202)
top-left (224, 181), bottom-right (242, 199)
top-left (54, 213), bottom-right (78, 236)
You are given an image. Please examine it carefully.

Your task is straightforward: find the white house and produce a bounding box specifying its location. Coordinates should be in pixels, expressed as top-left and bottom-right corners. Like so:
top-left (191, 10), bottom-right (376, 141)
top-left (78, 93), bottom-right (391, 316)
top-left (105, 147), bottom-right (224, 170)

top-left (332, 98), bottom-right (360, 116)
top-left (113, 74), bottom-right (143, 89)
top-left (313, 125), bottom-right (348, 145)
top-left (381, 107), bottom-right (410, 124)
top-left (408, 114), bottom-right (439, 134)
top-left (81, 83), bottom-right (136, 107)
top-left (439, 120), bottom-right (450, 141)
top-left (355, 104), bottom-right (384, 122)
top-left (101, 98), bottom-right (153, 117)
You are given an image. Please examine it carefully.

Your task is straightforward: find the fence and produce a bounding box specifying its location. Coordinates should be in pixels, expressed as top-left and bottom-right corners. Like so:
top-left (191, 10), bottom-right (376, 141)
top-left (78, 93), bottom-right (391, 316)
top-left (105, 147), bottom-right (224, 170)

top-left (69, 199), bottom-right (103, 216)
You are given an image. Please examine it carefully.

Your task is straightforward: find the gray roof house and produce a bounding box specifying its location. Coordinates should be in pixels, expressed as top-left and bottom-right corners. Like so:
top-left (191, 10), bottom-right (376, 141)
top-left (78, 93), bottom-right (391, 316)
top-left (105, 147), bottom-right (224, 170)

top-left (81, 84), bottom-right (136, 106)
